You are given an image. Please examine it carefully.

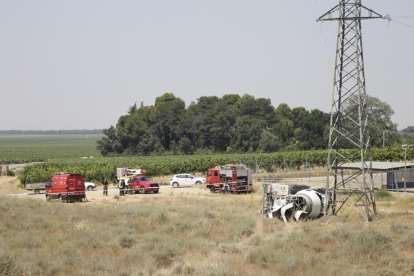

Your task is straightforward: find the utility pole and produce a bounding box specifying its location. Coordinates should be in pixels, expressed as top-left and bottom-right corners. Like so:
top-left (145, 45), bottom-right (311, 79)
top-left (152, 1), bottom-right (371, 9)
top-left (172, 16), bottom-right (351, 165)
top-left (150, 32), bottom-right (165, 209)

top-left (382, 130), bottom-right (388, 149)
top-left (317, 1), bottom-right (384, 221)
top-left (402, 144), bottom-right (412, 193)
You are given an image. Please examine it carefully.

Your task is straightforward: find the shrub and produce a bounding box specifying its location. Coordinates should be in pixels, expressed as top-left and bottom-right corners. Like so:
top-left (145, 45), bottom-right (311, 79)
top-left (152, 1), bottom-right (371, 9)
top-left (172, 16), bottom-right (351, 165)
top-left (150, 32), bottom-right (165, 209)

top-left (346, 229), bottom-right (391, 258)
top-left (119, 236), bottom-right (136, 248)
top-left (6, 170), bottom-right (15, 176)
top-left (376, 190), bottom-right (393, 199)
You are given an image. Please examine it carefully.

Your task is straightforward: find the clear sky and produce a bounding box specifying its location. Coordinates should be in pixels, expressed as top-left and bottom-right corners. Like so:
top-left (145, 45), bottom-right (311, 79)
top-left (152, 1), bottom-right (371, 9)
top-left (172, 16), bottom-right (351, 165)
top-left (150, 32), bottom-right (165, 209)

top-left (1, 0), bottom-right (413, 130)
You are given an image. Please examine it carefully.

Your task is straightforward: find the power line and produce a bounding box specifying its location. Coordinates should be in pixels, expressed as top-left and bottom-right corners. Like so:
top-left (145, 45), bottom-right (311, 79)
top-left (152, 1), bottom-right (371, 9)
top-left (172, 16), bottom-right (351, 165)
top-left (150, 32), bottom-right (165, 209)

top-left (383, 15), bottom-right (414, 31)
top-left (391, 15), bottom-right (414, 19)
top-left (391, 18), bottom-right (414, 30)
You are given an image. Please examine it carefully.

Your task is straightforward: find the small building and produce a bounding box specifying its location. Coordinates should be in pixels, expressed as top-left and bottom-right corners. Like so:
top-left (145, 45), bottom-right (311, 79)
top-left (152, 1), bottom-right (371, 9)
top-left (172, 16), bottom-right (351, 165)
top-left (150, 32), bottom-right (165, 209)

top-left (386, 165), bottom-right (414, 191)
top-left (337, 161), bottom-right (414, 191)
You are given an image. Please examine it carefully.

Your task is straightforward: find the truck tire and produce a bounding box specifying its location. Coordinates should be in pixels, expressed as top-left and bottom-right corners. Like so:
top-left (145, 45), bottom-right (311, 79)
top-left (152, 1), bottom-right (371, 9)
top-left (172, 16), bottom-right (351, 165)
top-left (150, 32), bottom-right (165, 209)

top-left (87, 186), bottom-right (93, 191)
top-left (153, 190), bottom-right (159, 194)
top-left (58, 195), bottom-right (62, 202)
top-left (172, 182), bottom-right (179, 188)
top-left (46, 194), bottom-right (50, 201)
top-left (195, 181), bottom-right (202, 185)
top-left (139, 187), bottom-right (146, 194)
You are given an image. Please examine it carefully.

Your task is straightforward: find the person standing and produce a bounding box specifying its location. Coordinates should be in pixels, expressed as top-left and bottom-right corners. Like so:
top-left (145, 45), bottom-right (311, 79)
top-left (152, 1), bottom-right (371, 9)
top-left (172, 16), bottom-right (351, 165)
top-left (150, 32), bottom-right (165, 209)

top-left (119, 179), bottom-right (125, 196)
top-left (103, 178), bottom-right (108, 196)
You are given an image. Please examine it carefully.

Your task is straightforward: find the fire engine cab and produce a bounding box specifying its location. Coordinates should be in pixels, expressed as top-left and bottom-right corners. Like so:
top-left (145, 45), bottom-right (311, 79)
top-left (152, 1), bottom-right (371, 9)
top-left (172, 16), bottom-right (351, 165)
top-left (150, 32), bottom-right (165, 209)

top-left (206, 164), bottom-right (253, 193)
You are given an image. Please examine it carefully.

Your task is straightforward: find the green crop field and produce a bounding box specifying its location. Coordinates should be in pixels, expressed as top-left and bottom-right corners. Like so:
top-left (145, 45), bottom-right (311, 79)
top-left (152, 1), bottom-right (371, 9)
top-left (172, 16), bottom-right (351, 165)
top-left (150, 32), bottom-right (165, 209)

top-left (1, 135), bottom-right (411, 184)
top-left (20, 148), bottom-right (410, 184)
top-left (0, 135), bottom-right (101, 164)
top-left (20, 151), bottom-right (329, 183)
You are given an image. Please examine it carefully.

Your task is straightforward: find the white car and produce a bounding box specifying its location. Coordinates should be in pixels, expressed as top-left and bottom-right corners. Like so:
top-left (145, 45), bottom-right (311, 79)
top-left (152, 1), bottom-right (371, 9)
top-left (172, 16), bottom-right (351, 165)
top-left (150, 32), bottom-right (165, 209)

top-left (170, 174), bottom-right (206, 188)
top-left (84, 182), bottom-right (96, 191)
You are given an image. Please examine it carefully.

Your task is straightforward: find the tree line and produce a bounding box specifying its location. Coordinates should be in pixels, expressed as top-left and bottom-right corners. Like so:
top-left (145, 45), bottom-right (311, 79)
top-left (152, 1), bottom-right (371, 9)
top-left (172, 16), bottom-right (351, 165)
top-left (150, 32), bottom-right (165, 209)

top-left (0, 129), bottom-right (103, 135)
top-left (97, 93), bottom-right (400, 156)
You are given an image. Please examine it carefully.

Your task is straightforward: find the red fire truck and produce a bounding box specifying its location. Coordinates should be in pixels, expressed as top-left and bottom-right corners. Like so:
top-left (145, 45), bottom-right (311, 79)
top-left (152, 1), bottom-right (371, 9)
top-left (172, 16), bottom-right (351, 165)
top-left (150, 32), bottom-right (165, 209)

top-left (45, 173), bottom-right (86, 202)
top-left (206, 164), bottom-right (253, 193)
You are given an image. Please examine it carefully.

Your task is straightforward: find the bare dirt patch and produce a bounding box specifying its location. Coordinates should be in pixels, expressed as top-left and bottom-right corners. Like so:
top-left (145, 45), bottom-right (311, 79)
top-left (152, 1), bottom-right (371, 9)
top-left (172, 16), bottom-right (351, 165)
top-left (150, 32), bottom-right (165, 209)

top-left (0, 169), bottom-right (389, 206)
top-left (84, 184), bottom-right (213, 205)
top-left (0, 176), bottom-right (25, 194)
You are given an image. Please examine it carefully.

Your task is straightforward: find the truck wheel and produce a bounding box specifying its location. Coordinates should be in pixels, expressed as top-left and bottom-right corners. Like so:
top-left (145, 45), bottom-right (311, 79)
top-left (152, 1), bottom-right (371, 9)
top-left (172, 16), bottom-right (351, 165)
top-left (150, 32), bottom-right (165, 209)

top-left (87, 186), bottom-right (93, 191)
top-left (46, 194), bottom-right (50, 201)
top-left (172, 182), bottom-right (179, 188)
top-left (139, 187), bottom-right (146, 194)
top-left (195, 181), bottom-right (202, 185)
top-left (58, 195), bottom-right (62, 202)
top-left (153, 190), bottom-right (159, 194)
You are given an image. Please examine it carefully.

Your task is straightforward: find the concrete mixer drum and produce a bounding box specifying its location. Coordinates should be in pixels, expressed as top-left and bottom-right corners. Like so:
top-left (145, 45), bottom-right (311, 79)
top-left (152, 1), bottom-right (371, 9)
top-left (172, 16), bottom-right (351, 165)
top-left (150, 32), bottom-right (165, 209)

top-left (262, 183), bottom-right (325, 223)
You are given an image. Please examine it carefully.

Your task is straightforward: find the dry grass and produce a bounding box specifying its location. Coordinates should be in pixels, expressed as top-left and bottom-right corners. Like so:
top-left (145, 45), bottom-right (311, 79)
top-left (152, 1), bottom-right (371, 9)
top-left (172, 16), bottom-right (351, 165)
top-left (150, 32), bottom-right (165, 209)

top-left (1, 191), bottom-right (414, 275)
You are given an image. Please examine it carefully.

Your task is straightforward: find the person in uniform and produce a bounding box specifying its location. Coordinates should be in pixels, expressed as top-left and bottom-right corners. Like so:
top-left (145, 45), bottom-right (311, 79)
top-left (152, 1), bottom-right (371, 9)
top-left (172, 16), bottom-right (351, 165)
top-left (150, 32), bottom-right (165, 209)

top-left (103, 178), bottom-right (108, 196)
top-left (119, 179), bottom-right (125, 196)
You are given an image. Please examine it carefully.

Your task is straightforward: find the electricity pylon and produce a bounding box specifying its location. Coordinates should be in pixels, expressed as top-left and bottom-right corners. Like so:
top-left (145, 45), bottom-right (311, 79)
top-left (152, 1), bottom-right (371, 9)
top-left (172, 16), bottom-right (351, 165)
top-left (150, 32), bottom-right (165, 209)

top-left (317, 1), bottom-right (383, 221)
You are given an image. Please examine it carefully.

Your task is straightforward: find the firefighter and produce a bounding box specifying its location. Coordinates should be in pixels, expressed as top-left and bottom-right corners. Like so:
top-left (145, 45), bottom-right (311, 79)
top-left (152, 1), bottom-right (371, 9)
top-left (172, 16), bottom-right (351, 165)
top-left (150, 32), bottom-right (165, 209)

top-left (102, 178), bottom-right (108, 196)
top-left (119, 179), bottom-right (125, 196)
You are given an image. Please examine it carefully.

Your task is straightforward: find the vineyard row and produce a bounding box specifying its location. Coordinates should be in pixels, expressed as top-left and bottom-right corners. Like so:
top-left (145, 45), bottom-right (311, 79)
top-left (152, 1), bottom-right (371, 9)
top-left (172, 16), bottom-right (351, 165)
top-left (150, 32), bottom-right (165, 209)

top-left (20, 148), bottom-right (412, 184)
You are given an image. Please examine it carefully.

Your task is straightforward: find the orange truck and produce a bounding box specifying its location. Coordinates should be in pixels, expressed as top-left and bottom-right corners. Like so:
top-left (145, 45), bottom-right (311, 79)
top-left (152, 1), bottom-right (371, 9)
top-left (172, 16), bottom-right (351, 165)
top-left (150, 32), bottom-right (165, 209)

top-left (206, 164), bottom-right (253, 193)
top-left (45, 173), bottom-right (86, 202)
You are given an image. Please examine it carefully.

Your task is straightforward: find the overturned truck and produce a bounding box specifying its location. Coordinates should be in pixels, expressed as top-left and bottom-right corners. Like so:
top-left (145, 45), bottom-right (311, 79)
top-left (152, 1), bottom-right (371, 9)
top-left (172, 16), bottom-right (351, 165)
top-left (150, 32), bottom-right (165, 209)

top-left (262, 183), bottom-right (325, 223)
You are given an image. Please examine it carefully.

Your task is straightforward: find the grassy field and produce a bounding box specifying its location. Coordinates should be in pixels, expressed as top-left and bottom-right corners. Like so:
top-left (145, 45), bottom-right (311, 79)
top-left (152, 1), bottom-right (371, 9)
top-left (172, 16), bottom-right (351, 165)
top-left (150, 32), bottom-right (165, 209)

top-left (0, 135), bottom-right (101, 164)
top-left (2, 135), bottom-right (413, 274)
top-left (1, 191), bottom-right (414, 275)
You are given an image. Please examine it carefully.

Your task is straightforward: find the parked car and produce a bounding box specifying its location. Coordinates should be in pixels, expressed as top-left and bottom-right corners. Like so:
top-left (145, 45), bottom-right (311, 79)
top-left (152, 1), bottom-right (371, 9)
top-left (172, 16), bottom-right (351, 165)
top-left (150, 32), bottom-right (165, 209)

top-left (84, 182), bottom-right (96, 191)
top-left (170, 174), bottom-right (206, 187)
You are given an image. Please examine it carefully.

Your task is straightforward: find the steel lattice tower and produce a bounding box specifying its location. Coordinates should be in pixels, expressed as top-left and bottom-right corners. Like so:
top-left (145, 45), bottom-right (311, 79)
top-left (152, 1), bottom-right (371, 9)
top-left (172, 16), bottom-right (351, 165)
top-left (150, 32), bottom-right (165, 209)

top-left (317, 1), bottom-right (383, 221)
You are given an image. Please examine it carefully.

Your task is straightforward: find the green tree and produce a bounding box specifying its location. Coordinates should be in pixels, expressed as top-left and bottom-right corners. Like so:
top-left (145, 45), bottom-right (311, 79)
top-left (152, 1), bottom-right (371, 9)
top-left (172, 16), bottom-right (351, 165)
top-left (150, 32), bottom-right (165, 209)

top-left (128, 102), bottom-right (138, 114)
top-left (154, 93), bottom-right (186, 150)
top-left (293, 109), bottom-right (330, 150)
top-left (186, 95), bottom-right (239, 151)
top-left (230, 117), bottom-right (266, 152)
top-left (178, 136), bottom-right (194, 155)
top-left (258, 129), bottom-right (282, 152)
top-left (96, 126), bottom-right (122, 156)
top-left (116, 106), bottom-right (158, 153)
top-left (97, 93), bottom-right (338, 155)
top-left (365, 95), bottom-right (398, 147)
top-left (137, 132), bottom-right (164, 155)
top-left (400, 126), bottom-right (414, 145)
top-left (272, 104), bottom-right (295, 148)
top-left (185, 96), bottom-right (219, 149)
top-left (237, 94), bottom-right (274, 121)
